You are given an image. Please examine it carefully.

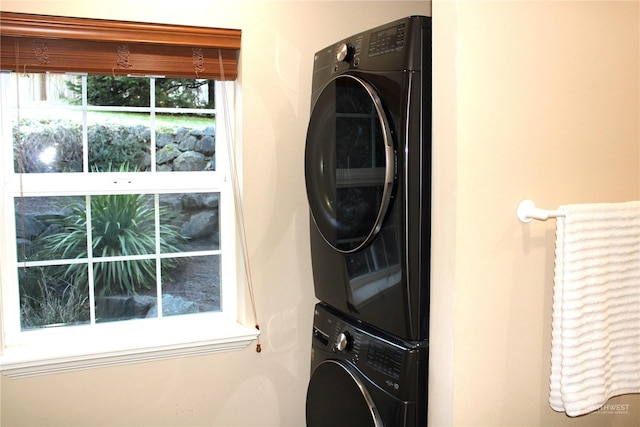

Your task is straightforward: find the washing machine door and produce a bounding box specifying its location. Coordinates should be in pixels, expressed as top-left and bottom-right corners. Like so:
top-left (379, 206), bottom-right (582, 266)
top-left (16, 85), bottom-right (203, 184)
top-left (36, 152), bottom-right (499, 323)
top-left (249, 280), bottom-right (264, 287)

top-left (306, 360), bottom-right (384, 427)
top-left (305, 74), bottom-right (395, 254)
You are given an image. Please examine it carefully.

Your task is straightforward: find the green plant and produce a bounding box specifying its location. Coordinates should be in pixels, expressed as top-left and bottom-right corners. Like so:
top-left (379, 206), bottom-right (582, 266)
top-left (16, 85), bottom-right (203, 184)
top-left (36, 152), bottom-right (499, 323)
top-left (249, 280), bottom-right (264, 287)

top-left (66, 76), bottom-right (213, 108)
top-left (19, 266), bottom-right (90, 328)
top-left (35, 192), bottom-right (185, 296)
top-left (87, 123), bottom-right (151, 172)
top-left (13, 122), bottom-right (83, 173)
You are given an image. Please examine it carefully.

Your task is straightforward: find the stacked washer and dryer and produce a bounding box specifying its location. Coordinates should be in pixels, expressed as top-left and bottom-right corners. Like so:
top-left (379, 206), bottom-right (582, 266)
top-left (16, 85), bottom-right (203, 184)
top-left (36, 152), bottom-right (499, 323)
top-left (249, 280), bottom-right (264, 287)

top-left (304, 16), bottom-right (432, 427)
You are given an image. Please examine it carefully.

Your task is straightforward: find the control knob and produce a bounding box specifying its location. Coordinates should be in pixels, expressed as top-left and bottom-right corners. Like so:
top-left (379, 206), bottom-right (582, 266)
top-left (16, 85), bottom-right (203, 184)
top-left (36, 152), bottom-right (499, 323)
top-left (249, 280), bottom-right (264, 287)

top-left (335, 331), bottom-right (351, 352)
top-left (336, 42), bottom-right (354, 63)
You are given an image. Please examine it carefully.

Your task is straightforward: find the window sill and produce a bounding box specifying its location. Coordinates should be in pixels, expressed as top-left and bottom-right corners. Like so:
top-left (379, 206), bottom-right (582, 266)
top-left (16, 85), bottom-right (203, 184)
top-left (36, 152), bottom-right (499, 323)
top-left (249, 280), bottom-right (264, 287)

top-left (0, 314), bottom-right (260, 378)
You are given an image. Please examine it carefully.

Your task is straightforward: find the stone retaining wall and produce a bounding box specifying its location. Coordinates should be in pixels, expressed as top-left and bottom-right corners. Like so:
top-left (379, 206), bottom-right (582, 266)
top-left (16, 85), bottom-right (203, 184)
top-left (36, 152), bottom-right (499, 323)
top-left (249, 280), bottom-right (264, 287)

top-left (15, 121), bottom-right (216, 172)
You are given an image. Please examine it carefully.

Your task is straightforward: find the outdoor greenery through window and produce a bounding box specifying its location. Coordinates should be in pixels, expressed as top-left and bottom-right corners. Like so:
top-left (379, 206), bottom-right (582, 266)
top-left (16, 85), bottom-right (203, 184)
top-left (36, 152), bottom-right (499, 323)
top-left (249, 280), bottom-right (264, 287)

top-left (0, 13), bottom-right (256, 376)
top-left (10, 72), bottom-right (225, 329)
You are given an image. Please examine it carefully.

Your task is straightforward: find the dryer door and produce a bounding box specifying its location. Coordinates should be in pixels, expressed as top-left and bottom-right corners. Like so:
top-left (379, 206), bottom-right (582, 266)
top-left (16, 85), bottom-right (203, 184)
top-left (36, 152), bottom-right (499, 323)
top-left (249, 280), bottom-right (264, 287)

top-left (306, 360), bottom-right (383, 427)
top-left (305, 74), bottom-right (395, 254)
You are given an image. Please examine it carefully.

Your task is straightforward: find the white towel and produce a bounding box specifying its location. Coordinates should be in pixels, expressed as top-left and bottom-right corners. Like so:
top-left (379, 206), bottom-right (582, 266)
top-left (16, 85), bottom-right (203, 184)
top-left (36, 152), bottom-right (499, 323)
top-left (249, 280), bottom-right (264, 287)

top-left (549, 201), bottom-right (640, 416)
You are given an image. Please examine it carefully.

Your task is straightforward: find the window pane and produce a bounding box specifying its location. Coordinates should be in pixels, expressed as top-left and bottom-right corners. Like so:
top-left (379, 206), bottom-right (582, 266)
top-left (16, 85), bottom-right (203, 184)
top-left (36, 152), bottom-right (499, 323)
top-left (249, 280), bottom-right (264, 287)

top-left (155, 119), bottom-right (216, 172)
top-left (15, 196), bottom-right (88, 262)
top-left (92, 258), bottom-right (158, 324)
top-left (89, 194), bottom-right (160, 301)
top-left (19, 265), bottom-right (90, 329)
top-left (160, 255), bottom-right (220, 316)
top-left (87, 113), bottom-right (151, 172)
top-left (155, 78), bottom-right (214, 109)
top-left (159, 193), bottom-right (220, 253)
top-left (154, 78), bottom-right (215, 172)
top-left (12, 73), bottom-right (83, 173)
top-left (87, 76), bottom-right (150, 107)
top-left (92, 258), bottom-right (158, 298)
top-left (90, 194), bottom-right (156, 258)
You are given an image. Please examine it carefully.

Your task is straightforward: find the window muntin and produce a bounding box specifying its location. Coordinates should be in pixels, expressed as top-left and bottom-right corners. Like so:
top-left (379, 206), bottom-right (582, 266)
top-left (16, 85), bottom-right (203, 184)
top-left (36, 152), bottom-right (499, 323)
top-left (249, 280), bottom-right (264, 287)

top-left (6, 72), bottom-right (229, 333)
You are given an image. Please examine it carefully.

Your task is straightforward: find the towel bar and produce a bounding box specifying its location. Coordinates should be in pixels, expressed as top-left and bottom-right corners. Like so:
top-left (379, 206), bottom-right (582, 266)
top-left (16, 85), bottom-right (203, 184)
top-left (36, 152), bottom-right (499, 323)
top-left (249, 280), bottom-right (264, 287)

top-left (517, 200), bottom-right (566, 223)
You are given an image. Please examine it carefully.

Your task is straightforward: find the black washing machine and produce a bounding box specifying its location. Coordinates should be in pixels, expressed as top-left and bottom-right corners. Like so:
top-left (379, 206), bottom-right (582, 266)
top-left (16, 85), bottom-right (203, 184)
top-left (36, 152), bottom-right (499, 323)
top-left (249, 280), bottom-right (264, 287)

top-left (305, 15), bottom-right (432, 342)
top-left (306, 303), bottom-right (428, 426)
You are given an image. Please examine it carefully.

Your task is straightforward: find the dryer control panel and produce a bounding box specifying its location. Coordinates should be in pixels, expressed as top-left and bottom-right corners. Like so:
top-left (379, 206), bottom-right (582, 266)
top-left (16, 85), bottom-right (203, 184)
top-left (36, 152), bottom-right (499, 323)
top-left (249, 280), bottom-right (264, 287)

top-left (368, 22), bottom-right (406, 57)
top-left (309, 15), bottom-right (428, 97)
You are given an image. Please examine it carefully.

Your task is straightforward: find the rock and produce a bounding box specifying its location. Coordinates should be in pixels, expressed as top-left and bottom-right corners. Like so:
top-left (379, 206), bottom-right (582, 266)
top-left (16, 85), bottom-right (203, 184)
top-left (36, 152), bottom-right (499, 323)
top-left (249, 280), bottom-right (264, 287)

top-left (178, 135), bottom-right (197, 151)
top-left (95, 295), bottom-right (156, 322)
top-left (181, 211), bottom-right (217, 239)
top-left (174, 127), bottom-right (190, 143)
top-left (156, 144), bottom-right (181, 164)
top-left (203, 194), bottom-right (219, 209)
top-left (135, 126), bottom-right (151, 142)
top-left (156, 133), bottom-right (173, 148)
top-left (15, 215), bottom-right (46, 240)
top-left (125, 126), bottom-right (149, 145)
top-left (135, 152), bottom-right (152, 170)
top-left (146, 294), bottom-right (199, 317)
top-left (161, 195), bottom-right (182, 212)
top-left (195, 135), bottom-right (215, 156)
top-left (181, 194), bottom-right (204, 210)
top-left (203, 125), bottom-right (215, 136)
top-left (173, 151), bottom-right (206, 171)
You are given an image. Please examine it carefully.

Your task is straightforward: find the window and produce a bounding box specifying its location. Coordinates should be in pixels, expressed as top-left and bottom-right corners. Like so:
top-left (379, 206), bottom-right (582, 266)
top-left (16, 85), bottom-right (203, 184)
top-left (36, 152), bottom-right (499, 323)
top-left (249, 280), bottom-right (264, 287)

top-left (0, 13), bottom-right (258, 378)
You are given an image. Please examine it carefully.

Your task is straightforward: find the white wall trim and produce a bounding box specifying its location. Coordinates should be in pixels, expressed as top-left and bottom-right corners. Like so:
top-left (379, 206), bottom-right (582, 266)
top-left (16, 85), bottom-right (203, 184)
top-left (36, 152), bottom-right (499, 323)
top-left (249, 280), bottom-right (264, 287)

top-left (1, 317), bottom-right (260, 378)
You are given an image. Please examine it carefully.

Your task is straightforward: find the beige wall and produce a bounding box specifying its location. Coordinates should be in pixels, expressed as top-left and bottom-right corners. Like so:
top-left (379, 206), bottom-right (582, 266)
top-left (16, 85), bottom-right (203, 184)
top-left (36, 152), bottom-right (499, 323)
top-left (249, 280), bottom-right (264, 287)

top-left (1, 1), bottom-right (639, 426)
top-left (431, 1), bottom-right (640, 426)
top-left (0, 1), bottom-right (428, 426)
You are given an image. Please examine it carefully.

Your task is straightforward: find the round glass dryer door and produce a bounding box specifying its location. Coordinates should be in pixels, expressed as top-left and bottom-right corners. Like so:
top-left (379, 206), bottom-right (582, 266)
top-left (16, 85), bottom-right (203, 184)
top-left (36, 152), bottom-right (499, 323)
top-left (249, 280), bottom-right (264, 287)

top-left (305, 74), bottom-right (395, 253)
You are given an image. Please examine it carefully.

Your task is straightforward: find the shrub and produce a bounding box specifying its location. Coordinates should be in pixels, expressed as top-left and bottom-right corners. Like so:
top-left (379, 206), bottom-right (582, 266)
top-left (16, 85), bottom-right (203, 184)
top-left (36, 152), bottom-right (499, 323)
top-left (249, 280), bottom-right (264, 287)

top-left (13, 121), bottom-right (151, 173)
top-left (87, 124), bottom-right (151, 172)
top-left (34, 192), bottom-right (185, 296)
top-left (19, 265), bottom-right (90, 328)
top-left (66, 76), bottom-right (213, 108)
top-left (13, 122), bottom-right (83, 173)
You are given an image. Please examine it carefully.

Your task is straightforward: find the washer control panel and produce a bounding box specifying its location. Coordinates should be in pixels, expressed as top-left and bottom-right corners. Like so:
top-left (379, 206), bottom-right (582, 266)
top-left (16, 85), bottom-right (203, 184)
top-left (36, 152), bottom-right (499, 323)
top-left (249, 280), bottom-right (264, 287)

top-left (311, 303), bottom-right (427, 401)
top-left (335, 331), bottom-right (351, 352)
top-left (366, 341), bottom-right (403, 380)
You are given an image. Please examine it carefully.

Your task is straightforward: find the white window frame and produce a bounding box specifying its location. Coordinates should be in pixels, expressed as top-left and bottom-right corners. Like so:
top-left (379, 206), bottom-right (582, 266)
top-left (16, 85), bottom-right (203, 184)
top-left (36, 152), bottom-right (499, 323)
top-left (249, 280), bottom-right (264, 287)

top-left (0, 74), bottom-right (259, 378)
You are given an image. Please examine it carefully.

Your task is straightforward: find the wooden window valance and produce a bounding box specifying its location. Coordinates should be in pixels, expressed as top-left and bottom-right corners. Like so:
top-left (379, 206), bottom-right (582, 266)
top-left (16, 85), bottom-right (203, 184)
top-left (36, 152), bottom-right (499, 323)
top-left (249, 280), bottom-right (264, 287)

top-left (0, 12), bottom-right (240, 79)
